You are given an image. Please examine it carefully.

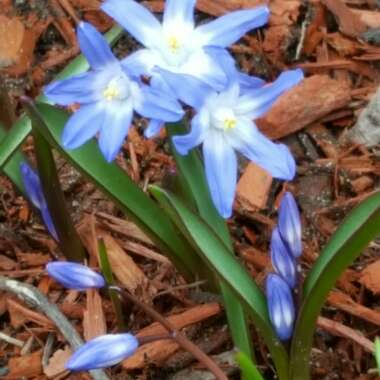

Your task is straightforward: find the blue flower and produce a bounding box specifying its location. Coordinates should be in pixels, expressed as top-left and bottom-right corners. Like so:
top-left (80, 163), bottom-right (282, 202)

top-left (270, 228), bottom-right (297, 288)
top-left (66, 333), bottom-right (139, 371)
top-left (46, 262), bottom-right (105, 290)
top-left (20, 163), bottom-right (58, 240)
top-left (266, 273), bottom-right (295, 341)
top-left (101, 0), bottom-right (269, 93)
top-left (278, 192), bottom-right (302, 258)
top-left (44, 21), bottom-right (184, 162)
top-left (156, 58), bottom-right (304, 218)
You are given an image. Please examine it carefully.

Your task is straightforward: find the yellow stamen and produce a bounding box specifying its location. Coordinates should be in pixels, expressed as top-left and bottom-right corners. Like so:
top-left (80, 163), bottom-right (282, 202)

top-left (168, 36), bottom-right (181, 53)
top-left (224, 118), bottom-right (237, 130)
top-left (103, 84), bottom-right (120, 101)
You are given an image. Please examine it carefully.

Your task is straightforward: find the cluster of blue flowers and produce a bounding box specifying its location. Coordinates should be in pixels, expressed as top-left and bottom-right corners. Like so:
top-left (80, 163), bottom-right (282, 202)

top-left (46, 262), bottom-right (139, 371)
top-left (20, 163), bottom-right (58, 240)
top-left (44, 0), bottom-right (304, 219)
top-left (266, 192), bottom-right (302, 341)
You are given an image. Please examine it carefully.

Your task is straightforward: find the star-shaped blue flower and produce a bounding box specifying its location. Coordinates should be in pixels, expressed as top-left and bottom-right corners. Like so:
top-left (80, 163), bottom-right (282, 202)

top-left (44, 22), bottom-right (184, 162)
top-left (157, 52), bottom-right (304, 218)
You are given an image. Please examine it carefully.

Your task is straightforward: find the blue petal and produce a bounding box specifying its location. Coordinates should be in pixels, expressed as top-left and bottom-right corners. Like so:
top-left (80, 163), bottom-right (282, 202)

top-left (101, 0), bottom-right (161, 48)
top-left (98, 102), bottom-right (134, 162)
top-left (20, 163), bottom-right (43, 209)
top-left (172, 110), bottom-right (209, 155)
top-left (278, 192), bottom-right (302, 258)
top-left (270, 228), bottom-right (297, 288)
top-left (229, 120), bottom-right (296, 180)
top-left (44, 72), bottom-right (100, 106)
top-left (77, 22), bottom-right (117, 70)
top-left (121, 49), bottom-right (156, 78)
top-left (195, 6), bottom-right (270, 47)
top-left (179, 48), bottom-right (227, 91)
top-left (156, 68), bottom-right (214, 109)
top-left (203, 131), bottom-right (237, 218)
top-left (163, 0), bottom-right (196, 26)
top-left (40, 204), bottom-right (59, 241)
top-left (238, 72), bottom-right (265, 92)
top-left (66, 333), bottom-right (139, 371)
top-left (144, 119), bottom-right (164, 138)
top-left (203, 47), bottom-right (239, 88)
top-left (46, 262), bottom-right (105, 290)
top-left (236, 69), bottom-right (304, 118)
top-left (136, 85), bottom-right (184, 122)
top-left (62, 104), bottom-right (104, 150)
top-left (266, 273), bottom-right (295, 341)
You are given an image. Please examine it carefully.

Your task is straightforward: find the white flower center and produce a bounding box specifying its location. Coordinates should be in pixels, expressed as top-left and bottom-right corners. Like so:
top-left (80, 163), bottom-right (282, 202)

top-left (102, 76), bottom-right (130, 102)
top-left (211, 108), bottom-right (237, 131)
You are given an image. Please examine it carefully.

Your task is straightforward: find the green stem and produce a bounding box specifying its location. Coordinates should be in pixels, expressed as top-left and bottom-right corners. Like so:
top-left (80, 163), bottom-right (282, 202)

top-left (22, 98), bottom-right (86, 262)
top-left (98, 238), bottom-right (127, 331)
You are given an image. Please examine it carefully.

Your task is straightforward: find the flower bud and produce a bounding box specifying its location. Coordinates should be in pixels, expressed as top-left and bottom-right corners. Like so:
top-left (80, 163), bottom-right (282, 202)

top-left (46, 262), bottom-right (105, 290)
top-left (278, 192), bottom-right (302, 258)
top-left (20, 163), bottom-right (58, 241)
top-left (270, 227), bottom-right (297, 288)
top-left (266, 273), bottom-right (295, 341)
top-left (66, 333), bottom-right (139, 371)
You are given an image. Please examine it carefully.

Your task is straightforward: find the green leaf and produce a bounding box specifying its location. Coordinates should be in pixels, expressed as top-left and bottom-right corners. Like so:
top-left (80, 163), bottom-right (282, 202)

top-left (98, 238), bottom-right (126, 331)
top-left (0, 26), bottom-right (123, 170)
top-left (375, 337), bottom-right (380, 376)
top-left (150, 186), bottom-right (289, 380)
top-left (23, 99), bottom-right (86, 262)
top-left (0, 124), bottom-right (26, 193)
top-left (235, 351), bottom-right (265, 380)
top-left (32, 102), bottom-right (202, 281)
top-left (289, 192), bottom-right (380, 380)
top-left (167, 123), bottom-right (254, 359)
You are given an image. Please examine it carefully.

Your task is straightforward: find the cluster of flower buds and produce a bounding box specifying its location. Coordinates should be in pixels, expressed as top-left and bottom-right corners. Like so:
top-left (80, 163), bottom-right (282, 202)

top-left (266, 192), bottom-right (302, 341)
top-left (46, 262), bottom-right (139, 371)
top-left (44, 0), bottom-right (304, 219)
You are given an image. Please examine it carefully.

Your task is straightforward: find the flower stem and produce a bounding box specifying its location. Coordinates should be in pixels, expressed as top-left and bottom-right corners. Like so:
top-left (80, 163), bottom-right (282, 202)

top-left (110, 286), bottom-right (228, 380)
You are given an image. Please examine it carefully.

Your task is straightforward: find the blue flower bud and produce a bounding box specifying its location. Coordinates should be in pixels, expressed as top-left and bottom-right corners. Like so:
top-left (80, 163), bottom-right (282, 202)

top-left (20, 163), bottom-right (58, 241)
top-left (266, 273), bottom-right (295, 341)
top-left (66, 333), bottom-right (139, 371)
top-left (270, 227), bottom-right (297, 288)
top-left (46, 262), bottom-right (105, 290)
top-left (278, 192), bottom-right (302, 258)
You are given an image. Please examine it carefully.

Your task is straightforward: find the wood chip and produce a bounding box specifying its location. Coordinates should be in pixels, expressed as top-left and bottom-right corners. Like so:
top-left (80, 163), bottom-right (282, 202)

top-left (83, 289), bottom-right (107, 341)
top-left (6, 350), bottom-right (43, 379)
top-left (359, 259), bottom-right (380, 294)
top-left (236, 163), bottom-right (273, 210)
top-left (101, 234), bottom-right (156, 298)
top-left (317, 316), bottom-right (374, 353)
top-left (0, 15), bottom-right (25, 68)
top-left (327, 291), bottom-right (380, 326)
top-left (257, 75), bottom-right (351, 139)
top-left (43, 346), bottom-right (72, 379)
top-left (321, 0), bottom-right (367, 37)
top-left (122, 303), bottom-right (221, 369)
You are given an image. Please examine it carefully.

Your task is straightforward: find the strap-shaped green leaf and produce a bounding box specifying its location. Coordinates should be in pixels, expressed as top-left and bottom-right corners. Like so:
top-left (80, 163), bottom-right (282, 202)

top-left (32, 102), bottom-right (204, 281)
top-left (150, 186), bottom-right (289, 380)
top-left (0, 124), bottom-right (26, 193)
top-left (167, 123), bottom-right (255, 359)
top-left (236, 351), bottom-right (265, 380)
top-left (290, 191), bottom-right (380, 380)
